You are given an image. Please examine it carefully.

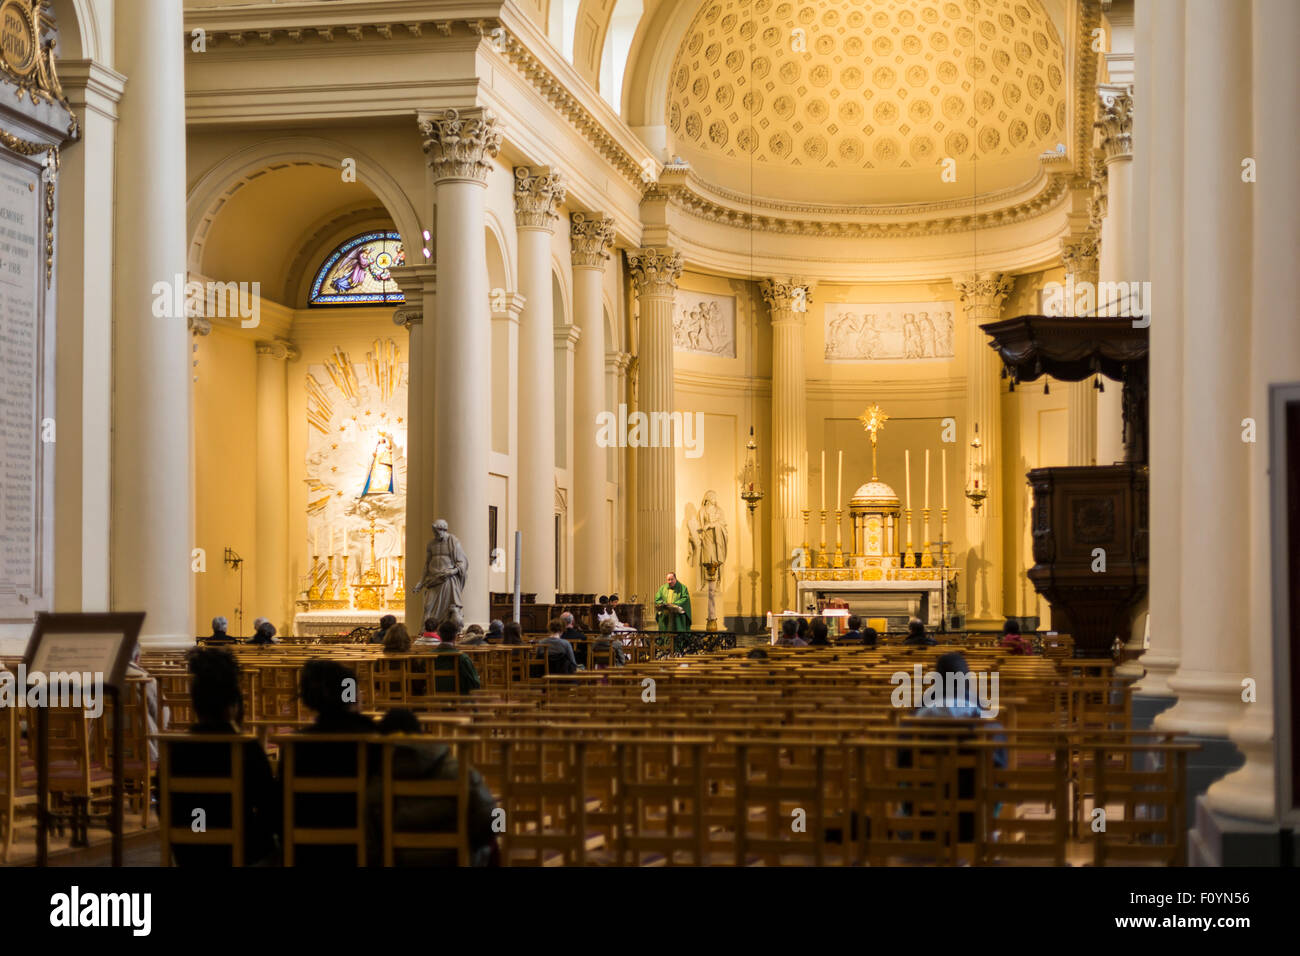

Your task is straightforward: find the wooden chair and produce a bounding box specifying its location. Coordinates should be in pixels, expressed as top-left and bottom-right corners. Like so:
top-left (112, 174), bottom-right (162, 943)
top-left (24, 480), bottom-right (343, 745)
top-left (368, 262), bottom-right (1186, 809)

top-left (39, 706), bottom-right (112, 847)
top-left (276, 734), bottom-right (371, 866)
top-left (974, 736), bottom-right (1070, 866)
top-left (614, 738), bottom-right (711, 866)
top-left (854, 738), bottom-right (961, 866)
top-left (1089, 740), bottom-right (1195, 866)
top-left (157, 733), bottom-right (250, 866)
top-left (0, 703), bottom-right (37, 861)
top-left (379, 737), bottom-right (471, 866)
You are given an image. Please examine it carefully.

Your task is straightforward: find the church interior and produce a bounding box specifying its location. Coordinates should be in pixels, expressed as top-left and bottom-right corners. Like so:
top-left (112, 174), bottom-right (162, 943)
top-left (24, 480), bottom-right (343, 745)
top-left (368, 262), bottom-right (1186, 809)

top-left (0, 0), bottom-right (1297, 886)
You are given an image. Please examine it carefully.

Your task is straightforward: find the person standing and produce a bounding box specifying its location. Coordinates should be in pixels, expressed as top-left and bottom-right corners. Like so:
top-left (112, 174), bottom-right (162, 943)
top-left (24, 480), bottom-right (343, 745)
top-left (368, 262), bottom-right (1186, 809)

top-left (654, 571), bottom-right (692, 655)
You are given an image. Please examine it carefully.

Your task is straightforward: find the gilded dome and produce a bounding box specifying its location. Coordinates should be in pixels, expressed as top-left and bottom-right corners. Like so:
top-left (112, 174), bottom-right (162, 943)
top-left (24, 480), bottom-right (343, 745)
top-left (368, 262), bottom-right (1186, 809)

top-left (667, 0), bottom-right (1067, 204)
top-left (851, 480), bottom-right (902, 509)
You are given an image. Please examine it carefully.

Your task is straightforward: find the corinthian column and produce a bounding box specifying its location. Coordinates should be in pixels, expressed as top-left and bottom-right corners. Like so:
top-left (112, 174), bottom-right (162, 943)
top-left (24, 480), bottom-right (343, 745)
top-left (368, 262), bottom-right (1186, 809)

top-left (513, 166), bottom-right (566, 602)
top-left (254, 338), bottom-right (298, 633)
top-left (1095, 86), bottom-right (1134, 466)
top-left (1062, 234), bottom-right (1100, 466)
top-left (112, 0), bottom-right (192, 646)
top-left (761, 278), bottom-right (813, 612)
top-left (418, 109), bottom-right (502, 624)
top-left (627, 248), bottom-right (683, 606)
top-left (571, 212), bottom-right (616, 591)
top-left (1155, 0), bottom-right (1252, 740)
top-left (955, 273), bottom-right (1013, 625)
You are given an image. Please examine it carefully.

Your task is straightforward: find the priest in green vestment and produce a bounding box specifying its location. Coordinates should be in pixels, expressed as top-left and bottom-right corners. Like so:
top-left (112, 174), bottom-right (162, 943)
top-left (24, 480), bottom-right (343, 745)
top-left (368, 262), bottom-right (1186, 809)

top-left (654, 571), bottom-right (692, 654)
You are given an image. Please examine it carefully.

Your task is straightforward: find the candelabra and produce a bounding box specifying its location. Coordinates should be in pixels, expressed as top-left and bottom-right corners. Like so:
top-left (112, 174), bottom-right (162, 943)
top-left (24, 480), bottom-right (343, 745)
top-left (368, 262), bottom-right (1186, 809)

top-left (965, 424), bottom-right (988, 512)
top-left (816, 509), bottom-right (829, 567)
top-left (833, 508), bottom-right (845, 568)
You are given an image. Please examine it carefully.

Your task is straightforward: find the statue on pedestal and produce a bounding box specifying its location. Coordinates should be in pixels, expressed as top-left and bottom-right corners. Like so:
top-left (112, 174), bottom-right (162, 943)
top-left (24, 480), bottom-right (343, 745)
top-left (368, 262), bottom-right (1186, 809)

top-left (688, 490), bottom-right (728, 631)
top-left (414, 519), bottom-right (468, 628)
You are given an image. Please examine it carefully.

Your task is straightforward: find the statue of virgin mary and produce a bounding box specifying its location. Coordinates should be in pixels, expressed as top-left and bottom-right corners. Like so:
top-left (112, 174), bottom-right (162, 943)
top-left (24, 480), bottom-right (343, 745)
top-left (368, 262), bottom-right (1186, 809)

top-left (361, 432), bottom-right (395, 496)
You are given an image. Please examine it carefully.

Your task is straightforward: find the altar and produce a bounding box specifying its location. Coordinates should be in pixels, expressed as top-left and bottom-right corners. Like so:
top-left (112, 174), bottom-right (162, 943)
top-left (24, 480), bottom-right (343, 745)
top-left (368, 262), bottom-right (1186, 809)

top-left (292, 609), bottom-right (385, 641)
top-left (789, 404), bottom-right (955, 632)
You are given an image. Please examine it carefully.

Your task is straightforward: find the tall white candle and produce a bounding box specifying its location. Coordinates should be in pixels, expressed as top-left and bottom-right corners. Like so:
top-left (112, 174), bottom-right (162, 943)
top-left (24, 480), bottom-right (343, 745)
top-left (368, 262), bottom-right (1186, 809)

top-left (942, 448), bottom-right (948, 510)
top-left (924, 449), bottom-right (930, 510)
top-left (837, 450), bottom-right (843, 509)
top-left (820, 450), bottom-right (826, 511)
top-left (905, 450), bottom-right (911, 511)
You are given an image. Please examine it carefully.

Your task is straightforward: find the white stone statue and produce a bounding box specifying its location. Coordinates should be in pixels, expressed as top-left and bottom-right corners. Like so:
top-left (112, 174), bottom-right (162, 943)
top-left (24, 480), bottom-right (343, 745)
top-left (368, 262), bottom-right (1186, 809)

top-left (414, 519), bottom-right (468, 628)
top-left (688, 491), bottom-right (728, 630)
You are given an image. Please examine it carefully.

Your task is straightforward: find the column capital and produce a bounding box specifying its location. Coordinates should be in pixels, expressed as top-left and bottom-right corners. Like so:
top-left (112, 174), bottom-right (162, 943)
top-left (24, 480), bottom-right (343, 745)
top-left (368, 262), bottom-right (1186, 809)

top-left (255, 338), bottom-right (300, 361)
top-left (1060, 231), bottom-right (1100, 280)
top-left (490, 290), bottom-right (527, 323)
top-left (419, 108), bottom-right (502, 185)
top-left (953, 272), bottom-right (1014, 311)
top-left (606, 350), bottom-right (633, 374)
top-left (1096, 85), bottom-right (1134, 164)
top-left (760, 277), bottom-right (815, 318)
top-left (570, 211), bottom-right (615, 269)
top-left (626, 247), bottom-right (683, 297)
top-left (554, 323), bottom-right (581, 353)
top-left (389, 264), bottom-right (435, 328)
top-left (392, 304), bottom-right (423, 329)
top-left (513, 166), bottom-right (566, 230)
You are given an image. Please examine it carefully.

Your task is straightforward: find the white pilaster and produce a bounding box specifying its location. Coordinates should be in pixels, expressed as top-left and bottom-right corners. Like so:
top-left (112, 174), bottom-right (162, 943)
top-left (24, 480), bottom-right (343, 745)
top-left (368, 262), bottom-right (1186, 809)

top-left (254, 339), bottom-right (298, 633)
top-left (1095, 85), bottom-right (1133, 466)
top-left (1062, 234), bottom-right (1100, 466)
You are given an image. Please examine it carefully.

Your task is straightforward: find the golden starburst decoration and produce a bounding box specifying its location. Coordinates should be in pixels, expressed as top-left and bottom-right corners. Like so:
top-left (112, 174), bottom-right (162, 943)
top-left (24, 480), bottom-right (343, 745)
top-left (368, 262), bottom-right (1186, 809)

top-left (858, 404), bottom-right (888, 480)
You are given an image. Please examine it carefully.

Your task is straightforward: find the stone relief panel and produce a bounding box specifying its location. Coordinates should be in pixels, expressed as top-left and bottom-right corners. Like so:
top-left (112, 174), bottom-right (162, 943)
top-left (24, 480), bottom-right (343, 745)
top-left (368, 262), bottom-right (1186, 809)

top-left (823, 302), bottom-right (956, 361)
top-left (673, 289), bottom-right (736, 357)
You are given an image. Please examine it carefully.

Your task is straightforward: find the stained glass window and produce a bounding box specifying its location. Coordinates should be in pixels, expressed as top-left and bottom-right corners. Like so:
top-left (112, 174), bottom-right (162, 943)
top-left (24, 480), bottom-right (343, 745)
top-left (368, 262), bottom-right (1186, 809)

top-left (308, 231), bottom-right (406, 306)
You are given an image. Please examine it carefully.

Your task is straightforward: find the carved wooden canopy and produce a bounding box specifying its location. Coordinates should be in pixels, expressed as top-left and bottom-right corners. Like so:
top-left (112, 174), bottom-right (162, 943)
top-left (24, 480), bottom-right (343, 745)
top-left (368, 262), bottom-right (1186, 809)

top-left (978, 315), bottom-right (1149, 384)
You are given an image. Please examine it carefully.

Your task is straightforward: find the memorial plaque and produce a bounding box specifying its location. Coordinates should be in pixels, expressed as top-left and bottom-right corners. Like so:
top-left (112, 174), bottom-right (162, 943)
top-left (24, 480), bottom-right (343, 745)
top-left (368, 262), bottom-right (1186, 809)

top-left (0, 150), bottom-right (41, 605)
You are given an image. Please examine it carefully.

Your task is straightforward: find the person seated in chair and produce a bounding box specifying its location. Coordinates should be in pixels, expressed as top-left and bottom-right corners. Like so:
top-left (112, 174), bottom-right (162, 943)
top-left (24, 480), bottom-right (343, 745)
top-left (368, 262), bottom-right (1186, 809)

top-left (536, 617), bottom-right (579, 674)
top-left (592, 619), bottom-right (627, 667)
top-left (484, 620), bottom-right (505, 644)
top-left (204, 616), bottom-right (236, 645)
top-left (502, 621), bottom-right (524, 646)
top-left (413, 617), bottom-right (440, 646)
top-left (837, 615), bottom-right (867, 645)
top-left (902, 617), bottom-right (936, 646)
top-left (432, 620), bottom-right (482, 692)
top-left (774, 618), bottom-right (807, 647)
top-left (808, 620), bottom-right (832, 647)
top-left (370, 614), bottom-right (398, 646)
top-left (366, 709), bottom-right (500, 866)
top-left (170, 648), bottom-right (280, 866)
top-left (459, 624), bottom-right (487, 646)
top-left (999, 618), bottom-right (1035, 656)
top-left (383, 623), bottom-right (412, 654)
top-left (247, 618), bottom-right (279, 645)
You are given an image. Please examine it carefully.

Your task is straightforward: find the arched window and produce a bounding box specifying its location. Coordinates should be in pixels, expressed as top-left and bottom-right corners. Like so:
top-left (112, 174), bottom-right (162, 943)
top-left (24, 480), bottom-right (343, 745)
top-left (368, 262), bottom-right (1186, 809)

top-left (308, 230), bottom-right (406, 306)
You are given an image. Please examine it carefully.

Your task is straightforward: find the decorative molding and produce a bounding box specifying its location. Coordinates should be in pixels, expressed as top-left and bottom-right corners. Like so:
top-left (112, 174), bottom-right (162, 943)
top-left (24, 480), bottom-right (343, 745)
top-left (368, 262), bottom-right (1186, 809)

top-left (512, 165), bottom-right (566, 230)
top-left (824, 302), bottom-right (956, 361)
top-left (626, 248), bottom-right (683, 298)
top-left (672, 289), bottom-right (735, 357)
top-left (570, 211), bottom-right (615, 269)
top-left (391, 305), bottom-right (422, 329)
top-left (759, 278), bottom-right (814, 317)
top-left (1060, 232), bottom-right (1100, 279)
top-left (954, 273), bottom-right (1015, 316)
top-left (1071, 0), bottom-right (1104, 178)
top-left (490, 290), bottom-right (527, 323)
top-left (653, 166), bottom-right (1072, 239)
top-left (554, 323), bottom-right (581, 352)
top-left (418, 108), bottom-right (502, 185)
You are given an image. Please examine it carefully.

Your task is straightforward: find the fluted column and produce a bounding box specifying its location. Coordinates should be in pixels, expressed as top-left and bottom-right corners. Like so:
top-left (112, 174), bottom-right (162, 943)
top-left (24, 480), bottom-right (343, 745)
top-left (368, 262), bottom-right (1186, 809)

top-left (1062, 234), bottom-right (1100, 465)
top-left (627, 249), bottom-right (683, 606)
top-left (1206, 0), bottom-right (1299, 822)
top-left (1155, 2), bottom-right (1252, 738)
top-left (1136, 0), bottom-right (1184, 697)
top-left (514, 166), bottom-right (566, 602)
top-left (1095, 86), bottom-right (1134, 465)
top-left (955, 273), bottom-right (1013, 624)
top-left (390, 264), bottom-right (433, 630)
top-left (418, 109), bottom-right (501, 625)
top-left (761, 278), bottom-right (813, 612)
top-left (571, 213), bottom-right (616, 591)
top-left (254, 339), bottom-right (298, 633)
top-left (111, 0), bottom-right (192, 646)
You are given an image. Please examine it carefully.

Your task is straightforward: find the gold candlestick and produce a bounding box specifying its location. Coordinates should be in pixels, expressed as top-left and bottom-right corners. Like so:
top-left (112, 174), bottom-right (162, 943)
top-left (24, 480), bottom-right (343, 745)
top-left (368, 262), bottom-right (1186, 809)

top-left (338, 554), bottom-right (350, 603)
top-left (940, 507), bottom-right (950, 567)
top-left (322, 555), bottom-right (336, 600)
top-left (800, 508), bottom-right (811, 567)
top-left (903, 508), bottom-right (916, 568)
top-left (833, 508), bottom-right (845, 568)
top-left (816, 509), bottom-right (829, 567)
top-left (308, 554), bottom-right (322, 600)
top-left (921, 508), bottom-right (934, 568)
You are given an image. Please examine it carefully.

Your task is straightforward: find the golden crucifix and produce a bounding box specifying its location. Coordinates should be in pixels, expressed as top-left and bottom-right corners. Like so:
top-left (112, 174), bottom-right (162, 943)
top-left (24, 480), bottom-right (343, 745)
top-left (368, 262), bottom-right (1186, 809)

top-left (858, 404), bottom-right (889, 480)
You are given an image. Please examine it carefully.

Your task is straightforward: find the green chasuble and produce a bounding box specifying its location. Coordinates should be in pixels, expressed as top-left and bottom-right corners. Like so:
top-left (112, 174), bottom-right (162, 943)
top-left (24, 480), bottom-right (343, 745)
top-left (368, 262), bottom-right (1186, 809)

top-left (654, 582), bottom-right (692, 632)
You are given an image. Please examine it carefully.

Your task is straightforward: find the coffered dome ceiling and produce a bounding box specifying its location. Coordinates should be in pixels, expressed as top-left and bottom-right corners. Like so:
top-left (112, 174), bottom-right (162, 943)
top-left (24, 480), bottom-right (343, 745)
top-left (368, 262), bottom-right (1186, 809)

top-left (666, 0), bottom-right (1067, 205)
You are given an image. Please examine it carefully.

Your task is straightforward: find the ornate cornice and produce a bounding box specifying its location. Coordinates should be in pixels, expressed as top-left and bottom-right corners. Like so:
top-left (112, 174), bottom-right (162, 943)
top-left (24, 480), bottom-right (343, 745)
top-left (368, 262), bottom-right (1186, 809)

top-left (1072, 0), bottom-right (1104, 178)
top-left (626, 248), bottom-right (683, 298)
top-left (0, 0), bottom-right (79, 138)
top-left (570, 211), bottom-right (615, 269)
top-left (255, 338), bottom-right (300, 361)
top-left (1096, 86), bottom-right (1134, 163)
top-left (1089, 151), bottom-right (1108, 228)
top-left (512, 165), bottom-right (565, 230)
top-left (554, 323), bottom-right (581, 352)
top-left (652, 166), bottom-right (1071, 239)
top-left (419, 108), bottom-right (501, 185)
top-left (759, 278), bottom-right (814, 318)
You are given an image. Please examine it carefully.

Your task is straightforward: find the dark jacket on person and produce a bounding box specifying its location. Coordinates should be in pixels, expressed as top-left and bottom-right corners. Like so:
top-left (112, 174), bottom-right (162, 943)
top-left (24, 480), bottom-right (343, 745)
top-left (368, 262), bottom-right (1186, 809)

top-left (536, 635), bottom-right (579, 674)
top-left (170, 721), bottom-right (281, 866)
top-left (903, 631), bottom-right (937, 646)
top-left (364, 740), bottom-right (499, 866)
top-left (287, 711), bottom-right (380, 865)
top-left (433, 644), bottom-right (482, 692)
